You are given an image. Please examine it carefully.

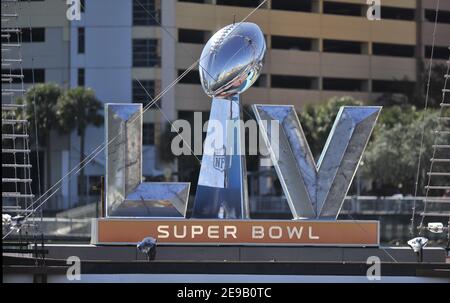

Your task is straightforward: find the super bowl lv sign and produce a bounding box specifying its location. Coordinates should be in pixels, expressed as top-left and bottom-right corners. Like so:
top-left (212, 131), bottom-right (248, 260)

top-left (94, 22), bottom-right (382, 246)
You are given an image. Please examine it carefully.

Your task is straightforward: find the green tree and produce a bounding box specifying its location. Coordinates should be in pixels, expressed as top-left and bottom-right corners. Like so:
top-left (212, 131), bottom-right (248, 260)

top-left (299, 96), bottom-right (363, 158)
top-left (16, 83), bottom-right (62, 191)
top-left (362, 107), bottom-right (443, 195)
top-left (56, 87), bottom-right (103, 200)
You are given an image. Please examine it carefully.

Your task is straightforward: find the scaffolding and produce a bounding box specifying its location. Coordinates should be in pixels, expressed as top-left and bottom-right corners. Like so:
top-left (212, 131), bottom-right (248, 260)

top-left (2, 0), bottom-right (36, 235)
top-left (418, 48), bottom-right (450, 249)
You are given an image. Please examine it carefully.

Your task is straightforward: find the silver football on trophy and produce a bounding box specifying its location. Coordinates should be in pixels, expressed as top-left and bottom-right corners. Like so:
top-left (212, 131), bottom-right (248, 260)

top-left (199, 22), bottom-right (266, 98)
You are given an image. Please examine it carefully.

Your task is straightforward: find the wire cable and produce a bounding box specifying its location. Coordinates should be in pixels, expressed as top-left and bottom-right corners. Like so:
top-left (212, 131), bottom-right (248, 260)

top-left (410, 0), bottom-right (441, 237)
top-left (3, 1), bottom-right (268, 240)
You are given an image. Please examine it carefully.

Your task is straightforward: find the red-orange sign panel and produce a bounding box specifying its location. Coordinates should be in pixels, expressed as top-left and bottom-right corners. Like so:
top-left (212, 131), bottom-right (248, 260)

top-left (93, 219), bottom-right (379, 246)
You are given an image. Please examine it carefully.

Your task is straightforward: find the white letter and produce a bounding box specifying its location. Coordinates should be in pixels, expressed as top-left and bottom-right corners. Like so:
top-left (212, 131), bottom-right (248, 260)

top-left (252, 226), bottom-right (264, 239)
top-left (203, 119), bottom-right (224, 156)
top-left (193, 111), bottom-right (203, 155)
top-left (208, 226), bottom-right (219, 239)
top-left (269, 226), bottom-right (283, 239)
top-left (367, 0), bottom-right (381, 21)
top-left (174, 225), bottom-right (187, 238)
top-left (66, 256), bottom-right (81, 281)
top-left (259, 120), bottom-right (279, 167)
top-left (66, 0), bottom-right (81, 21)
top-left (287, 226), bottom-right (303, 239)
top-left (224, 225), bottom-right (237, 239)
top-left (157, 225), bottom-right (169, 238)
top-left (191, 225), bottom-right (203, 238)
top-left (308, 226), bottom-right (320, 240)
top-left (366, 256), bottom-right (381, 281)
top-left (171, 119), bottom-right (192, 156)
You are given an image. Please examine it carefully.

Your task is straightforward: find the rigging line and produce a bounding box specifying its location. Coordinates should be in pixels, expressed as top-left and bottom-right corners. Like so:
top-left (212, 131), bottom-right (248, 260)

top-left (419, 53), bottom-right (450, 235)
top-left (3, 64), bottom-right (197, 239)
top-left (18, 64), bottom-right (195, 216)
top-left (16, 3), bottom-right (25, 205)
top-left (410, 0), bottom-right (440, 237)
top-left (134, 0), bottom-right (216, 83)
top-left (26, 0), bottom-right (43, 223)
top-left (141, 62), bottom-right (197, 115)
top-left (2, 140), bottom-right (106, 240)
top-left (136, 0), bottom-right (268, 86)
top-left (346, 213), bottom-right (398, 263)
top-left (26, 0), bottom-right (43, 234)
top-left (4, 16), bottom-right (19, 204)
top-left (5, 56), bottom-right (235, 241)
top-left (16, 38), bottom-right (243, 218)
top-left (4, 2), bottom-right (268, 238)
top-left (134, 78), bottom-right (202, 165)
top-left (17, 60), bottom-right (198, 215)
top-left (136, 40), bottom-right (261, 163)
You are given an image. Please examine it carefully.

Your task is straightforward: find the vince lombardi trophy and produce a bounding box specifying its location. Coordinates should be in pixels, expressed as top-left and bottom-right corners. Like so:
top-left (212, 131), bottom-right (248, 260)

top-left (188, 22), bottom-right (266, 219)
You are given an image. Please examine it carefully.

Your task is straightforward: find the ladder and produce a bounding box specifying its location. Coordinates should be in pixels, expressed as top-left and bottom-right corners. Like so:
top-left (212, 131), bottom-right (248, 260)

top-left (1, 0), bottom-right (35, 222)
top-left (419, 48), bottom-right (450, 244)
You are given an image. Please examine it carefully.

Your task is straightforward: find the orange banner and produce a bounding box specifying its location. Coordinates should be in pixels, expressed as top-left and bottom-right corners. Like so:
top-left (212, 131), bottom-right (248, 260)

top-left (93, 219), bottom-right (379, 246)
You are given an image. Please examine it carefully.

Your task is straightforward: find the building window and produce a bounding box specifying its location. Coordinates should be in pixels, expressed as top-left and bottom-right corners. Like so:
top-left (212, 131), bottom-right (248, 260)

top-left (322, 78), bottom-right (367, 92)
top-left (253, 74), bottom-right (267, 87)
top-left (78, 175), bottom-right (101, 196)
top-left (323, 1), bottom-right (362, 16)
top-left (381, 6), bottom-right (415, 21)
top-left (271, 0), bottom-right (314, 12)
top-left (133, 0), bottom-right (160, 25)
top-left (323, 39), bottom-right (363, 54)
top-left (78, 68), bottom-right (85, 86)
top-left (1, 28), bottom-right (45, 43)
top-left (88, 176), bottom-right (102, 195)
top-left (28, 69), bottom-right (45, 83)
top-left (133, 80), bottom-right (160, 107)
top-left (178, 29), bottom-right (210, 44)
top-left (22, 27), bottom-right (45, 42)
top-left (133, 39), bottom-right (160, 67)
top-left (425, 46), bottom-right (449, 60)
top-left (178, 69), bottom-right (200, 84)
top-left (2, 69), bottom-right (45, 83)
top-left (143, 123), bottom-right (155, 145)
top-left (80, 0), bottom-right (85, 12)
top-left (178, 0), bottom-right (207, 3)
top-left (216, 0), bottom-right (264, 8)
top-left (271, 35), bottom-right (315, 51)
top-left (271, 75), bottom-right (318, 90)
top-left (425, 9), bottom-right (450, 24)
top-left (372, 43), bottom-right (415, 58)
top-left (78, 27), bottom-right (85, 54)
top-left (372, 79), bottom-right (415, 94)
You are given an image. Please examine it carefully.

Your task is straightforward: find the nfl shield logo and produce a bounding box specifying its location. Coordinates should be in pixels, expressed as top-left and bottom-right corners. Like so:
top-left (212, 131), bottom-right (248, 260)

top-left (213, 147), bottom-right (226, 172)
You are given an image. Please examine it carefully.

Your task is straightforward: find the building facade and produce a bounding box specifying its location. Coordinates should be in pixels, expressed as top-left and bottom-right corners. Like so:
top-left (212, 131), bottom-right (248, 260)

top-left (8, 0), bottom-right (450, 211)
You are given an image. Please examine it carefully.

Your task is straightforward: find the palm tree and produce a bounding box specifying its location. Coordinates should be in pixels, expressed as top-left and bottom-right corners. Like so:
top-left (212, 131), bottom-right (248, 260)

top-left (56, 87), bottom-right (103, 203)
top-left (17, 83), bottom-right (62, 192)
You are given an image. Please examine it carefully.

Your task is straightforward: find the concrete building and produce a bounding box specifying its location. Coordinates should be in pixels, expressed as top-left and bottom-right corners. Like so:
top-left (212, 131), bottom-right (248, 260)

top-left (6, 0), bottom-right (450, 211)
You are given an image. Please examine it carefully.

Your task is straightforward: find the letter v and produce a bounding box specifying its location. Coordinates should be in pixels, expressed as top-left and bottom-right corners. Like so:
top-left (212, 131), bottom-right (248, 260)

top-left (253, 105), bottom-right (381, 219)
